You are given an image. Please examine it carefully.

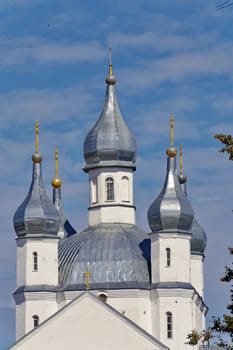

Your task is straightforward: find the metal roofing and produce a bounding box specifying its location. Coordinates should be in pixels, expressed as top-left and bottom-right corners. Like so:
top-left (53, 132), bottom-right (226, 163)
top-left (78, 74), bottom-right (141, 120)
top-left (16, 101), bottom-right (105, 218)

top-left (58, 223), bottom-right (150, 288)
top-left (83, 73), bottom-right (136, 170)
top-left (148, 156), bottom-right (194, 233)
top-left (13, 158), bottom-right (59, 237)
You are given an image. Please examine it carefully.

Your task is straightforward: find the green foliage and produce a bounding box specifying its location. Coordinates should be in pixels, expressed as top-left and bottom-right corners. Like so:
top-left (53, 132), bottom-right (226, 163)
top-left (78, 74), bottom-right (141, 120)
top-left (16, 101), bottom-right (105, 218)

top-left (214, 134), bottom-right (233, 160)
top-left (211, 248), bottom-right (233, 348)
top-left (186, 329), bottom-right (212, 347)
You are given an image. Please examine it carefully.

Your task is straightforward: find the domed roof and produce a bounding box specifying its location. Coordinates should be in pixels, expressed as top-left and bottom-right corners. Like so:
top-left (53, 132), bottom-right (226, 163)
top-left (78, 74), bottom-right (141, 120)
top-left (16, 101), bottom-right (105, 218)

top-left (147, 118), bottom-right (194, 234)
top-left (14, 122), bottom-right (59, 238)
top-left (58, 223), bottom-right (150, 288)
top-left (148, 155), bottom-right (194, 233)
top-left (14, 154), bottom-right (59, 237)
top-left (83, 64), bottom-right (136, 171)
top-left (190, 219), bottom-right (207, 254)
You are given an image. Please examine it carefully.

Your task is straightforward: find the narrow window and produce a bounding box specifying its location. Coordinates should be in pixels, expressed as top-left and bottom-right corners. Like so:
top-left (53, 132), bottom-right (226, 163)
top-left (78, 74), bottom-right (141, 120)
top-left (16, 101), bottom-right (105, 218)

top-left (121, 176), bottom-right (130, 202)
top-left (105, 177), bottom-right (114, 201)
top-left (32, 315), bottom-right (39, 328)
top-left (33, 252), bottom-right (38, 271)
top-left (91, 177), bottom-right (98, 203)
top-left (166, 248), bottom-right (171, 267)
top-left (166, 312), bottom-right (173, 338)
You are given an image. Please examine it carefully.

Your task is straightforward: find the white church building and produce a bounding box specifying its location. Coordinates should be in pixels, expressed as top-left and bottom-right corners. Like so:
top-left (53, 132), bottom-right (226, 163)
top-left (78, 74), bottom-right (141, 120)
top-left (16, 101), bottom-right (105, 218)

top-left (8, 59), bottom-right (207, 350)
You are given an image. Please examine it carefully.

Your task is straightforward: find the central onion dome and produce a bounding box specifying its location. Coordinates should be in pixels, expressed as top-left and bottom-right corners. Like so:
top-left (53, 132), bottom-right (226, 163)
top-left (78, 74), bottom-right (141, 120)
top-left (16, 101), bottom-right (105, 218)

top-left (148, 116), bottom-right (194, 233)
top-left (58, 223), bottom-right (150, 288)
top-left (13, 121), bottom-right (59, 237)
top-left (83, 55), bottom-right (136, 170)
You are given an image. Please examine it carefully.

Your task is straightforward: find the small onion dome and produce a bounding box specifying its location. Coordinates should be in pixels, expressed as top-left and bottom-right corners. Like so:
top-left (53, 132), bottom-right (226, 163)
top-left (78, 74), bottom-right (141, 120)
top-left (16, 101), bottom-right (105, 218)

top-left (58, 223), bottom-right (150, 288)
top-left (190, 219), bottom-right (207, 254)
top-left (83, 70), bottom-right (137, 171)
top-left (13, 152), bottom-right (60, 237)
top-left (178, 172), bottom-right (207, 254)
top-left (147, 156), bottom-right (194, 233)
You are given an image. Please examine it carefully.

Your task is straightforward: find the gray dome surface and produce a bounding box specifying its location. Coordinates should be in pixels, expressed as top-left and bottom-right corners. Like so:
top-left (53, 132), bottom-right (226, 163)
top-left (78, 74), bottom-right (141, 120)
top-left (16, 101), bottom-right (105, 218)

top-left (58, 223), bottom-right (150, 288)
top-left (83, 74), bottom-right (136, 169)
top-left (14, 159), bottom-right (59, 237)
top-left (148, 157), bottom-right (194, 233)
top-left (190, 219), bottom-right (207, 254)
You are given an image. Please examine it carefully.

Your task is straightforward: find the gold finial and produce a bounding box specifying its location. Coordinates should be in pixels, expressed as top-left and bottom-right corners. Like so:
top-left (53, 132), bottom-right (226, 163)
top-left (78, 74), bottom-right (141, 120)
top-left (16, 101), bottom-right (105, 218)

top-left (180, 143), bottom-right (183, 174)
top-left (52, 147), bottom-right (62, 188)
top-left (32, 120), bottom-right (42, 163)
top-left (83, 271), bottom-right (91, 290)
top-left (170, 114), bottom-right (174, 147)
top-left (166, 115), bottom-right (177, 157)
top-left (109, 46), bottom-right (113, 76)
top-left (35, 119), bottom-right (39, 153)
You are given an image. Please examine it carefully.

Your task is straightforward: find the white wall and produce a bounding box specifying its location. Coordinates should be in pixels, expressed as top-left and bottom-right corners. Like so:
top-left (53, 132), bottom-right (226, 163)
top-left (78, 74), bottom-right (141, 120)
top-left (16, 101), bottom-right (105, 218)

top-left (88, 167), bottom-right (135, 225)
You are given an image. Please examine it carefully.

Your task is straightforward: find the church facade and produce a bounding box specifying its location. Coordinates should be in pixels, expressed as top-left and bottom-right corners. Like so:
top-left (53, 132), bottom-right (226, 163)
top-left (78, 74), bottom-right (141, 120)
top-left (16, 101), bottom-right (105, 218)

top-left (9, 59), bottom-right (207, 350)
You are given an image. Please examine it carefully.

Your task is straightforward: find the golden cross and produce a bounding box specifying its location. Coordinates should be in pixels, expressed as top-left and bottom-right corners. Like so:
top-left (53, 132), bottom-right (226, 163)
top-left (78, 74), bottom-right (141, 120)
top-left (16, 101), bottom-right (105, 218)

top-left (35, 119), bottom-right (39, 153)
top-left (109, 46), bottom-right (113, 76)
top-left (170, 115), bottom-right (174, 146)
top-left (83, 271), bottom-right (91, 290)
top-left (180, 143), bottom-right (183, 174)
top-left (55, 146), bottom-right (59, 178)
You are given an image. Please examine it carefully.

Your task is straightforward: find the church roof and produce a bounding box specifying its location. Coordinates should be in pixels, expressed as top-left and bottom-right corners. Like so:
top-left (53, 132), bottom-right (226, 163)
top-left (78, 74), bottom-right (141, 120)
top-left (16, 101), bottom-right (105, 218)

top-left (9, 292), bottom-right (168, 350)
top-left (148, 117), bottom-right (194, 234)
top-left (83, 52), bottom-right (136, 171)
top-left (58, 223), bottom-right (150, 288)
top-left (13, 122), bottom-right (59, 238)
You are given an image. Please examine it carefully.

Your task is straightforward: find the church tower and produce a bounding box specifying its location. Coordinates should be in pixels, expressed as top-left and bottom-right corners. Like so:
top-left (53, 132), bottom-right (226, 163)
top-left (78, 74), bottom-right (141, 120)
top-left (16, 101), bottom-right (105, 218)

top-left (13, 121), bottom-right (60, 339)
top-left (83, 49), bottom-right (137, 226)
top-left (148, 117), bottom-right (207, 350)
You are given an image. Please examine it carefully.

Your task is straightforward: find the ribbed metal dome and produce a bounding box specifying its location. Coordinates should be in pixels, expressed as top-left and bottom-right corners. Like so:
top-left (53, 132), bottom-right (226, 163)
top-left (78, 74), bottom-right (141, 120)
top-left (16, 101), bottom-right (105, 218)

top-left (190, 219), bottom-right (207, 254)
top-left (58, 223), bottom-right (150, 288)
top-left (83, 70), bottom-right (136, 170)
top-left (14, 154), bottom-right (59, 237)
top-left (148, 155), bottom-right (194, 233)
top-left (179, 176), bottom-right (207, 254)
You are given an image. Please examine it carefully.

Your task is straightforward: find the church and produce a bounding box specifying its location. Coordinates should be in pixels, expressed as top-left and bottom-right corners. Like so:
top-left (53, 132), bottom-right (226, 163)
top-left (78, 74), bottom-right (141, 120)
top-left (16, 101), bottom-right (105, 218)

top-left (8, 57), bottom-right (207, 350)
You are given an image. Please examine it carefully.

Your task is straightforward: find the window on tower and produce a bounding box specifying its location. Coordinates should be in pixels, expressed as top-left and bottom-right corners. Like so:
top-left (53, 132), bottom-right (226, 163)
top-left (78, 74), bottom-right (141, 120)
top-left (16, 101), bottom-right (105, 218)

top-left (166, 247), bottom-right (171, 267)
top-left (105, 177), bottom-right (114, 201)
top-left (32, 315), bottom-right (39, 328)
top-left (33, 252), bottom-right (38, 271)
top-left (166, 312), bottom-right (173, 338)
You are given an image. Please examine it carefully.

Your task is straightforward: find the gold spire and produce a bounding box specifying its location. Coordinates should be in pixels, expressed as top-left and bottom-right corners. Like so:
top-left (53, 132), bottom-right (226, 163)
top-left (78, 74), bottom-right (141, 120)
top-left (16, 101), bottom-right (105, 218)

top-left (52, 147), bottom-right (62, 188)
top-left (83, 271), bottom-right (91, 290)
top-left (166, 115), bottom-right (177, 158)
top-left (35, 119), bottom-right (39, 153)
top-left (180, 143), bottom-right (183, 174)
top-left (109, 46), bottom-right (113, 76)
top-left (170, 114), bottom-right (174, 147)
top-left (32, 120), bottom-right (42, 163)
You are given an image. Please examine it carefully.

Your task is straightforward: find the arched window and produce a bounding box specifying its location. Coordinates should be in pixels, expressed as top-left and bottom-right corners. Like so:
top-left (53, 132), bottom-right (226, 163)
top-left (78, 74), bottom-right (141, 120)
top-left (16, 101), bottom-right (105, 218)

top-left (166, 248), bottom-right (171, 267)
top-left (33, 252), bottom-right (38, 271)
top-left (32, 315), bottom-right (39, 328)
top-left (105, 177), bottom-right (114, 201)
top-left (121, 176), bottom-right (129, 202)
top-left (166, 312), bottom-right (173, 338)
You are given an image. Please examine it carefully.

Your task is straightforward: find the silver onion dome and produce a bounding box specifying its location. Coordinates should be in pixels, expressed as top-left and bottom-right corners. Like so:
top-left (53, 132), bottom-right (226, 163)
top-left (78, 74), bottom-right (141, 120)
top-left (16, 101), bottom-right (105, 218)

top-left (13, 122), bottom-right (59, 237)
top-left (147, 117), bottom-right (194, 233)
top-left (58, 223), bottom-right (150, 288)
top-left (83, 63), bottom-right (137, 171)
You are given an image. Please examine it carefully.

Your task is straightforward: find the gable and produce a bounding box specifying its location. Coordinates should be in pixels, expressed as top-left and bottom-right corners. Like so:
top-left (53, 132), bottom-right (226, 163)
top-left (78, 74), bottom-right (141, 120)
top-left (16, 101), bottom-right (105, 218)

top-left (9, 292), bottom-right (168, 350)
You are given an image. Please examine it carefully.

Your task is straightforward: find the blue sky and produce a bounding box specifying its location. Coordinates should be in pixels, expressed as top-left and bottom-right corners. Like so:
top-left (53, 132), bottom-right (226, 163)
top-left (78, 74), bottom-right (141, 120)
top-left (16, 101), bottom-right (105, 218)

top-left (0, 0), bottom-right (233, 348)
